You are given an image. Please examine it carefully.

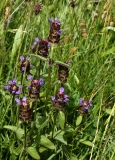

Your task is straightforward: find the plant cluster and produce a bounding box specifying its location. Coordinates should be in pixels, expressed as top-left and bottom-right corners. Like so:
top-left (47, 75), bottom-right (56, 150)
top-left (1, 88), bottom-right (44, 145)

top-left (1, 0), bottom-right (115, 160)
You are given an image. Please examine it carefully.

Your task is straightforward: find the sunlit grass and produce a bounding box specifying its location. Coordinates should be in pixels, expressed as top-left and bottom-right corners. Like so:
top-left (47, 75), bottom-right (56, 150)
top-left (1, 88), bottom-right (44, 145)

top-left (0, 0), bottom-right (115, 159)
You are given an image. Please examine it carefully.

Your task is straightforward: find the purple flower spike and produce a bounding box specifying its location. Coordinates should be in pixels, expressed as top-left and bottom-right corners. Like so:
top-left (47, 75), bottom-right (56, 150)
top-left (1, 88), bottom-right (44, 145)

top-left (78, 98), bottom-right (93, 114)
top-left (15, 98), bottom-right (21, 105)
top-left (48, 18), bottom-right (61, 43)
top-left (51, 87), bottom-right (69, 109)
top-left (15, 97), bottom-right (32, 121)
top-left (20, 56), bottom-right (32, 73)
top-left (20, 56), bottom-right (25, 61)
top-left (4, 79), bottom-right (21, 95)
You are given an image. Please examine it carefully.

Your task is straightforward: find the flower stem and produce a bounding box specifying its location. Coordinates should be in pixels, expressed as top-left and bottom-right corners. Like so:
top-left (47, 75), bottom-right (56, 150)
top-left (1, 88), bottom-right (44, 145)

top-left (38, 60), bottom-right (41, 79)
top-left (23, 122), bottom-right (27, 151)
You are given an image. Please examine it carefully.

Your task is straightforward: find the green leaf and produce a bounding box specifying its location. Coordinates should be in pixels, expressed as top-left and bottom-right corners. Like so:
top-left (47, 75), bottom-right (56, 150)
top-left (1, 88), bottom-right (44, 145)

top-left (105, 108), bottom-right (114, 116)
top-left (26, 147), bottom-right (40, 160)
top-left (40, 135), bottom-right (55, 150)
top-left (39, 146), bottom-right (47, 153)
top-left (53, 130), bottom-right (67, 145)
top-left (55, 61), bottom-right (69, 68)
top-left (29, 54), bottom-right (47, 62)
top-left (79, 139), bottom-right (93, 147)
top-left (3, 125), bottom-right (24, 140)
top-left (58, 111), bottom-right (65, 129)
top-left (70, 154), bottom-right (78, 160)
top-left (106, 26), bottom-right (115, 32)
top-left (10, 25), bottom-right (23, 65)
top-left (76, 115), bottom-right (82, 126)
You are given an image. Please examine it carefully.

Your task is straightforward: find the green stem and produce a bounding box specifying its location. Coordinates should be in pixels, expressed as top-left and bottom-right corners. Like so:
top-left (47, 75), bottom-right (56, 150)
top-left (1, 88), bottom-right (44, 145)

top-left (52, 111), bottom-right (58, 139)
top-left (38, 60), bottom-right (41, 79)
top-left (23, 122), bottom-right (27, 151)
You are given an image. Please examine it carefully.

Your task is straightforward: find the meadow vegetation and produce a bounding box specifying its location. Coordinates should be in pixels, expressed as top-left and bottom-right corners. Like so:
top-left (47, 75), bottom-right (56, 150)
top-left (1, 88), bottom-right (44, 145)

top-left (0, 0), bottom-right (115, 159)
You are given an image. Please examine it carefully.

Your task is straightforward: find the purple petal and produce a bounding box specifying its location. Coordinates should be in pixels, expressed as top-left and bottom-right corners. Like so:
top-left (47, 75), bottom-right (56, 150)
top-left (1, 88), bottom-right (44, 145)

top-left (4, 86), bottom-right (9, 90)
top-left (34, 42), bottom-right (37, 45)
top-left (15, 91), bottom-right (20, 95)
top-left (57, 30), bottom-right (62, 35)
top-left (28, 85), bottom-right (31, 89)
top-left (80, 98), bottom-right (83, 106)
top-left (67, 60), bottom-right (72, 66)
top-left (47, 43), bottom-right (51, 47)
top-left (8, 80), bottom-right (13, 85)
top-left (30, 64), bottom-right (33, 68)
top-left (39, 78), bottom-right (44, 86)
top-left (15, 98), bottom-right (21, 105)
top-left (34, 37), bottom-right (40, 43)
top-left (12, 91), bottom-right (15, 94)
top-left (84, 107), bottom-right (89, 111)
top-left (13, 78), bottom-right (17, 83)
top-left (28, 74), bottom-right (33, 80)
top-left (55, 17), bottom-right (58, 21)
top-left (58, 99), bottom-right (62, 102)
top-left (19, 85), bottom-right (22, 89)
top-left (51, 96), bottom-right (55, 101)
top-left (20, 56), bottom-right (24, 61)
top-left (59, 87), bottom-right (64, 93)
top-left (64, 98), bottom-right (69, 102)
top-left (26, 56), bottom-right (30, 61)
top-left (30, 45), bottom-right (35, 50)
top-left (48, 18), bottom-right (52, 25)
top-left (22, 96), bottom-right (26, 101)
top-left (64, 95), bottom-right (68, 98)
top-left (21, 67), bottom-right (25, 71)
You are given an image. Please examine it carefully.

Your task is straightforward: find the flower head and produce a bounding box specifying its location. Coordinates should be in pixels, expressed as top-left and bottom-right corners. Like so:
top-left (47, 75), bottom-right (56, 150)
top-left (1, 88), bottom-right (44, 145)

top-left (48, 18), bottom-right (61, 43)
top-left (34, 2), bottom-right (43, 15)
top-left (58, 64), bottom-right (69, 83)
top-left (15, 96), bottom-right (32, 121)
top-left (4, 78), bottom-right (22, 95)
top-left (28, 75), bottom-right (44, 99)
top-left (78, 98), bottom-right (92, 114)
top-left (20, 56), bottom-right (32, 72)
top-left (51, 87), bottom-right (69, 109)
top-left (37, 39), bottom-right (50, 57)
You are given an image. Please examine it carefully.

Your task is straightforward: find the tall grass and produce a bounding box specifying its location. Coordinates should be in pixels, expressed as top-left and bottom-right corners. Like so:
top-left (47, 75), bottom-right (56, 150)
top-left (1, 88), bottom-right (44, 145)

top-left (0, 0), bottom-right (115, 159)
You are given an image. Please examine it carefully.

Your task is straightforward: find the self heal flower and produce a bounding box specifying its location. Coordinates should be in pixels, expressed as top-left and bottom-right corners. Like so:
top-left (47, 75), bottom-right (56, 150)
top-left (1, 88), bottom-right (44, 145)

top-left (4, 78), bottom-right (22, 95)
top-left (58, 64), bottom-right (69, 83)
top-left (28, 75), bottom-right (44, 99)
top-left (78, 98), bottom-right (92, 114)
top-left (37, 39), bottom-right (50, 57)
top-left (20, 56), bottom-right (32, 72)
top-left (34, 2), bottom-right (43, 15)
top-left (51, 87), bottom-right (69, 110)
top-left (48, 18), bottom-right (61, 43)
top-left (15, 96), bottom-right (32, 121)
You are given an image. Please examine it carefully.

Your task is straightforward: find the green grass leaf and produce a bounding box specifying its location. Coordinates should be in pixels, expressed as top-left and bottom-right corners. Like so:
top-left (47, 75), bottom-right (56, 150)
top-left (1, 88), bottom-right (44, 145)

top-left (40, 135), bottom-right (55, 150)
top-left (3, 125), bottom-right (24, 140)
top-left (26, 147), bottom-right (40, 160)
top-left (58, 111), bottom-right (65, 129)
top-left (76, 115), bottom-right (82, 126)
top-left (10, 25), bottom-right (23, 65)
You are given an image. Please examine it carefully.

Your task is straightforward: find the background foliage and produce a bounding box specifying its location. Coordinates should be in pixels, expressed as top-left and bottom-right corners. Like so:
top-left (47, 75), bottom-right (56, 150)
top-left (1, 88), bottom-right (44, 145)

top-left (0, 0), bottom-right (115, 159)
